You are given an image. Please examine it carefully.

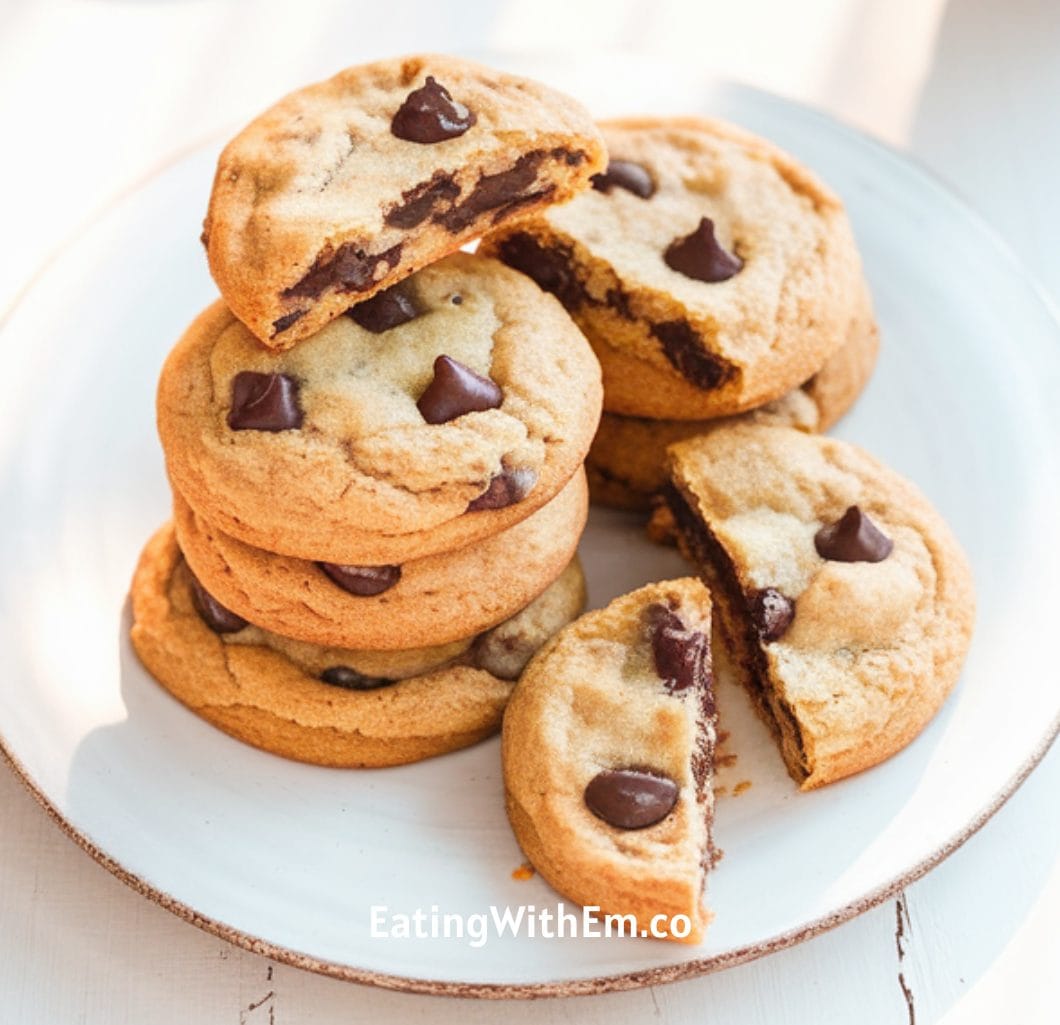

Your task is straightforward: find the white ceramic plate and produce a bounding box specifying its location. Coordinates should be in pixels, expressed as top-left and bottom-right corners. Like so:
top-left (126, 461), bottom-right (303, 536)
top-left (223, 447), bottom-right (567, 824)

top-left (1, 64), bottom-right (1059, 997)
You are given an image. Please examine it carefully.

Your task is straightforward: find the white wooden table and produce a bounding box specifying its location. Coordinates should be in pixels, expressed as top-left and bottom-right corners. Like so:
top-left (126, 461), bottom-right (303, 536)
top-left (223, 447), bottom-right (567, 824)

top-left (2, 1), bottom-right (1057, 1021)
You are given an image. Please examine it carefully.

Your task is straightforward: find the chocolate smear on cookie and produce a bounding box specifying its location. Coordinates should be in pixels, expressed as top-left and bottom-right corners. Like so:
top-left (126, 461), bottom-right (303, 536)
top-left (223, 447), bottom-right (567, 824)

top-left (495, 232), bottom-right (586, 309)
top-left (346, 284), bottom-right (421, 332)
top-left (751, 588), bottom-right (795, 642)
top-left (188, 572), bottom-right (248, 634)
top-left (664, 217), bottom-right (743, 283)
top-left (417, 355), bottom-right (502, 424)
top-left (227, 372), bottom-right (303, 432)
top-left (320, 666), bottom-right (395, 690)
top-left (591, 159), bottom-right (655, 198)
top-left (391, 76), bottom-right (476, 143)
top-left (467, 467), bottom-right (537, 511)
top-left (318, 563), bottom-right (402, 596)
top-left (814, 505), bottom-right (894, 563)
top-left (585, 768), bottom-right (679, 829)
top-left (645, 602), bottom-right (711, 699)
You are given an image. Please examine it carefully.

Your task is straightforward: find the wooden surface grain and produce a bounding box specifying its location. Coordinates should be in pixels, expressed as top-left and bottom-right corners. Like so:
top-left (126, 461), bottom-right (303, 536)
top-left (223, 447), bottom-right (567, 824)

top-left (1, 1), bottom-right (1057, 1021)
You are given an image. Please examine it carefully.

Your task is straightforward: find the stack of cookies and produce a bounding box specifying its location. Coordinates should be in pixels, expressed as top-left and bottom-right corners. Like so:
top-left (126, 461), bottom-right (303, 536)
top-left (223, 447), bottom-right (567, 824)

top-left (480, 117), bottom-right (880, 510)
top-left (130, 55), bottom-right (609, 767)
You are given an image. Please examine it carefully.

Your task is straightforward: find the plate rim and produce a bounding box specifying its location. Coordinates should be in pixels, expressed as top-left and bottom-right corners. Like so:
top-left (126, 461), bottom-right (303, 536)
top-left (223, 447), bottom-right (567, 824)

top-left (2, 79), bottom-right (1059, 999)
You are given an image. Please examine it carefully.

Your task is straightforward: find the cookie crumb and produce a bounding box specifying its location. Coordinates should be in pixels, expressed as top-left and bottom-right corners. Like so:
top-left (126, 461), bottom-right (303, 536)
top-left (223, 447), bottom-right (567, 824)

top-left (733, 779), bottom-right (752, 796)
top-left (511, 863), bottom-right (535, 881)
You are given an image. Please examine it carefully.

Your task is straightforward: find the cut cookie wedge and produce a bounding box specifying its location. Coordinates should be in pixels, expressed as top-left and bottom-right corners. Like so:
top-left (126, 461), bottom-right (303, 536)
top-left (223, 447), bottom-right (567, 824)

top-left (157, 254), bottom-right (602, 564)
top-left (172, 469), bottom-right (588, 650)
top-left (203, 53), bottom-right (606, 347)
top-left (587, 287), bottom-right (879, 510)
top-left (130, 524), bottom-right (586, 767)
top-left (662, 425), bottom-right (975, 789)
top-left (502, 579), bottom-right (717, 943)
top-left (481, 116), bottom-right (869, 419)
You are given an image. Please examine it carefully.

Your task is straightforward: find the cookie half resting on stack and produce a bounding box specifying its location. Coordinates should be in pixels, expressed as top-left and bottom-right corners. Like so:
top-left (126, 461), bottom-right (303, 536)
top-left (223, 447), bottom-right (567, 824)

top-left (130, 55), bottom-right (606, 766)
top-left (660, 424), bottom-right (975, 788)
top-left (480, 116), bottom-right (878, 510)
top-left (503, 579), bottom-right (717, 942)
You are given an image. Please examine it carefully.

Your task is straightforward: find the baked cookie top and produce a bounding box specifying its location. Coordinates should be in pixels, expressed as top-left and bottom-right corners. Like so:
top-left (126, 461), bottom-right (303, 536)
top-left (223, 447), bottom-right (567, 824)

top-left (502, 578), bottom-right (716, 942)
top-left (158, 253), bottom-right (602, 564)
top-left (203, 53), bottom-right (605, 346)
top-left (130, 523), bottom-right (587, 767)
top-left (664, 424), bottom-right (975, 789)
top-left (483, 116), bottom-right (866, 418)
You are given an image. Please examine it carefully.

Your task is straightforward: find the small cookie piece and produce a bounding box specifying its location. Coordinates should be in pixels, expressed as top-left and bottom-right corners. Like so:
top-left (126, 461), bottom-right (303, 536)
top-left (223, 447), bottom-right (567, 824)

top-left (173, 469), bottom-right (588, 650)
top-left (158, 254), bottom-right (602, 564)
top-left (663, 425), bottom-right (975, 789)
top-left (481, 116), bottom-right (868, 419)
top-left (503, 579), bottom-right (717, 943)
top-left (203, 54), bottom-right (605, 347)
top-left (130, 524), bottom-right (586, 767)
top-left (587, 292), bottom-right (879, 510)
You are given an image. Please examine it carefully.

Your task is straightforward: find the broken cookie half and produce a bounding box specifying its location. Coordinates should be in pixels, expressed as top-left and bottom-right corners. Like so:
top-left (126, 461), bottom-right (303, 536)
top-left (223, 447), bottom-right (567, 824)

top-left (502, 579), bottom-right (717, 943)
top-left (662, 424), bottom-right (975, 789)
top-left (203, 53), bottom-right (606, 347)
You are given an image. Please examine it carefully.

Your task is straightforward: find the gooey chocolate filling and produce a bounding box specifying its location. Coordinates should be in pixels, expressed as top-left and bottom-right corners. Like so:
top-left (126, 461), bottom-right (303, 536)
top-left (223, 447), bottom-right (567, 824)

top-left (282, 241), bottom-right (404, 301)
top-left (664, 483), bottom-right (810, 783)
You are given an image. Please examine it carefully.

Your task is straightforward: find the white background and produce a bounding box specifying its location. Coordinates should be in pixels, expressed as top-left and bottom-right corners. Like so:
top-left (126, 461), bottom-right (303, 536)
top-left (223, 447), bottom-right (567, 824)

top-left (1, 1), bottom-right (1057, 1021)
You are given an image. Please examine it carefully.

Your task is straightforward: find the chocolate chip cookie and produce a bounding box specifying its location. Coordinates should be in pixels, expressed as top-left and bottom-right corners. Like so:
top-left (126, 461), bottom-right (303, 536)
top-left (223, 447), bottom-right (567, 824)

top-left (203, 54), bottom-right (606, 347)
top-left (131, 524), bottom-right (586, 767)
top-left (158, 253), bottom-right (602, 564)
top-left (173, 469), bottom-right (587, 650)
top-left (502, 579), bottom-right (717, 943)
top-left (481, 116), bottom-right (869, 419)
top-left (587, 288), bottom-right (879, 510)
top-left (662, 425), bottom-right (975, 789)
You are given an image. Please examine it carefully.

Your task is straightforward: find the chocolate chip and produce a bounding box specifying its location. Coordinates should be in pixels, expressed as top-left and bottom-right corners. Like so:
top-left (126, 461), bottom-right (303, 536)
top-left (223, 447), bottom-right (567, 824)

top-left (271, 309), bottom-right (306, 335)
top-left (751, 588), bottom-right (795, 642)
top-left (320, 666), bottom-right (394, 690)
top-left (644, 602), bottom-right (711, 695)
top-left (495, 232), bottom-right (585, 309)
top-left (436, 151), bottom-right (546, 233)
top-left (318, 563), bottom-right (402, 596)
top-left (283, 242), bottom-right (403, 300)
top-left (346, 285), bottom-right (420, 333)
top-left (814, 505), bottom-right (894, 563)
top-left (584, 769), bottom-right (679, 830)
top-left (227, 372), bottom-right (303, 432)
top-left (650, 320), bottom-right (732, 391)
top-left (188, 573), bottom-right (247, 634)
top-left (664, 217), bottom-right (743, 283)
top-left (466, 468), bottom-right (537, 511)
top-left (591, 160), bottom-right (655, 198)
top-left (391, 76), bottom-right (476, 143)
top-left (385, 171), bottom-right (461, 229)
top-left (417, 355), bottom-right (503, 424)
top-left (451, 294), bottom-right (463, 305)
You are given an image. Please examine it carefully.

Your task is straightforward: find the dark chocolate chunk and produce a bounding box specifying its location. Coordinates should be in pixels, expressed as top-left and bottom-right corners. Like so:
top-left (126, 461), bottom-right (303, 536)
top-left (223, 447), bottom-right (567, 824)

top-left (495, 232), bottom-right (585, 309)
top-left (384, 171), bottom-right (461, 229)
top-left (436, 151), bottom-right (545, 232)
top-left (651, 320), bottom-right (731, 391)
top-left (417, 355), bottom-right (503, 424)
top-left (346, 285), bottom-right (420, 333)
top-left (644, 602), bottom-right (710, 695)
top-left (227, 372), bottom-right (303, 432)
top-left (391, 76), bottom-right (476, 144)
top-left (751, 588), bottom-right (795, 642)
top-left (271, 309), bottom-right (306, 335)
top-left (466, 467), bottom-right (537, 511)
top-left (584, 769), bottom-right (679, 830)
top-left (591, 159), bottom-right (655, 198)
top-left (664, 217), bottom-right (743, 283)
top-left (283, 242), bottom-right (403, 300)
top-left (188, 573), bottom-right (247, 634)
top-left (318, 563), bottom-right (402, 596)
top-left (320, 666), bottom-right (395, 690)
top-left (814, 505), bottom-right (894, 563)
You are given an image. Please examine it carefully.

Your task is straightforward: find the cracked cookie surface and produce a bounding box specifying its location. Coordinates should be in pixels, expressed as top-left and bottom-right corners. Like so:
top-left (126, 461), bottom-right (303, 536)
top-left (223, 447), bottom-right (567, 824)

top-left (130, 523), bottom-right (586, 767)
top-left (663, 424), bottom-right (975, 789)
top-left (203, 53), bottom-right (605, 347)
top-left (503, 579), bottom-right (716, 943)
top-left (482, 116), bottom-right (869, 419)
top-left (158, 253), bottom-right (602, 564)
